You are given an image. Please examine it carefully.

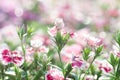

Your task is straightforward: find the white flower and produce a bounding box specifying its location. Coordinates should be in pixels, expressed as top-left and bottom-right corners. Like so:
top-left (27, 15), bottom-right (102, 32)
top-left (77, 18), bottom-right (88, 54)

top-left (30, 39), bottom-right (43, 48)
top-left (54, 18), bottom-right (64, 28)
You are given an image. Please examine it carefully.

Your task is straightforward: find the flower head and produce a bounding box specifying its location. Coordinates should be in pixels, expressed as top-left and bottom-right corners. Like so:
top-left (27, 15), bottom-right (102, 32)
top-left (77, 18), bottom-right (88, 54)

top-left (86, 36), bottom-right (103, 47)
top-left (1, 49), bottom-right (24, 66)
top-left (45, 68), bottom-right (64, 80)
top-left (72, 56), bottom-right (83, 68)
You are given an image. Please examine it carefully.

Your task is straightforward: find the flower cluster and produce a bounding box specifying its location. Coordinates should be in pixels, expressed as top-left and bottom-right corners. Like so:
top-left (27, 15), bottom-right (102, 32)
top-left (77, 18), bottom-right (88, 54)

top-left (0, 17), bottom-right (120, 80)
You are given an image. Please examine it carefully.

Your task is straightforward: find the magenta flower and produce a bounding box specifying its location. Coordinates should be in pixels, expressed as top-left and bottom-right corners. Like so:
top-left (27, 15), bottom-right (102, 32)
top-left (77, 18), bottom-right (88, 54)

top-left (1, 49), bottom-right (24, 66)
top-left (72, 56), bottom-right (83, 68)
top-left (99, 64), bottom-right (112, 73)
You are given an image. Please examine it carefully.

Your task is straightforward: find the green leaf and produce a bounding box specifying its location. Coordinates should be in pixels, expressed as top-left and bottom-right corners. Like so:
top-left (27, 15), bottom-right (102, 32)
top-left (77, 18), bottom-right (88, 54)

top-left (96, 70), bottom-right (102, 80)
top-left (33, 69), bottom-right (43, 80)
top-left (14, 65), bottom-right (22, 80)
top-left (68, 73), bottom-right (78, 80)
top-left (115, 59), bottom-right (120, 79)
top-left (17, 26), bottom-right (26, 40)
top-left (4, 73), bottom-right (16, 80)
top-left (83, 47), bottom-right (91, 61)
top-left (64, 63), bottom-right (73, 79)
top-left (95, 46), bottom-right (103, 55)
top-left (115, 31), bottom-right (120, 46)
top-left (109, 53), bottom-right (117, 67)
top-left (90, 65), bottom-right (95, 75)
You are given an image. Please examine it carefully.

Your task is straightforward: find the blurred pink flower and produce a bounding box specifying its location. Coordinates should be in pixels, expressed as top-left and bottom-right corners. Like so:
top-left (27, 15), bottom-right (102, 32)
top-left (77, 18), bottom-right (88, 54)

top-left (38, 46), bottom-right (49, 53)
top-left (112, 44), bottom-right (120, 58)
top-left (30, 38), bottom-right (49, 53)
top-left (25, 47), bottom-right (34, 63)
top-left (86, 36), bottom-right (103, 47)
top-left (74, 28), bottom-right (90, 47)
top-left (48, 26), bottom-right (58, 37)
top-left (99, 64), bottom-right (112, 73)
top-left (95, 60), bottom-right (112, 73)
top-left (0, 25), bottom-right (20, 44)
top-left (107, 9), bottom-right (119, 17)
top-left (69, 32), bottom-right (75, 38)
top-left (45, 68), bottom-right (64, 80)
top-left (72, 56), bottom-right (83, 68)
top-left (85, 75), bottom-right (94, 80)
top-left (32, 34), bottom-right (50, 46)
top-left (1, 49), bottom-right (24, 66)
top-left (93, 18), bottom-right (109, 30)
top-left (61, 44), bottom-right (82, 63)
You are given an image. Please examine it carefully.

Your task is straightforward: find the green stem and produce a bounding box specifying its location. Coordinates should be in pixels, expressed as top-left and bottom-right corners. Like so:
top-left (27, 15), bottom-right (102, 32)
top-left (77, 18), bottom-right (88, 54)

top-left (1, 69), bottom-right (4, 80)
top-left (21, 41), bottom-right (26, 61)
top-left (82, 57), bottom-right (96, 80)
top-left (1, 67), bottom-right (4, 80)
top-left (78, 69), bottom-right (81, 80)
top-left (115, 59), bottom-right (120, 80)
top-left (96, 76), bottom-right (100, 80)
top-left (21, 41), bottom-right (28, 80)
top-left (58, 53), bottom-right (64, 71)
top-left (58, 50), bottom-right (65, 79)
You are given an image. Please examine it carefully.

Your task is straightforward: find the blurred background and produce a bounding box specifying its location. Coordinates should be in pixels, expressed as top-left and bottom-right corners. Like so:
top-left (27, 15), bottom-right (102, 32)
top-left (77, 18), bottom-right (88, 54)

top-left (0, 0), bottom-right (120, 31)
top-left (0, 0), bottom-right (120, 50)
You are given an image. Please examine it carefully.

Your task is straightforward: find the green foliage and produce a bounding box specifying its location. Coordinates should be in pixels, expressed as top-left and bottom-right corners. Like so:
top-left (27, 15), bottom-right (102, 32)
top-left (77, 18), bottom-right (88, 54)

top-left (83, 47), bottom-right (91, 61)
top-left (115, 31), bottom-right (120, 46)
top-left (64, 63), bottom-right (73, 79)
top-left (109, 53), bottom-right (118, 68)
top-left (14, 66), bottom-right (22, 80)
top-left (90, 65), bottom-right (96, 75)
top-left (95, 45), bottom-right (103, 57)
top-left (54, 32), bottom-right (70, 53)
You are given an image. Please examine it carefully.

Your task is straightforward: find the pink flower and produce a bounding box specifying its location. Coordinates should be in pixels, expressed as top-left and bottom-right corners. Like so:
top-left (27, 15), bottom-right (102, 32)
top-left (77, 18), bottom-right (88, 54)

top-left (117, 52), bottom-right (120, 57)
top-left (74, 28), bottom-right (90, 47)
top-left (70, 32), bottom-right (75, 38)
top-left (48, 18), bottom-right (65, 37)
top-left (95, 60), bottom-right (112, 73)
top-left (99, 64), bottom-right (112, 73)
top-left (38, 46), bottom-right (49, 53)
top-left (32, 34), bottom-right (50, 46)
top-left (85, 75), bottom-right (94, 80)
top-left (61, 30), bottom-right (75, 38)
top-left (25, 47), bottom-right (34, 63)
top-left (86, 36), bottom-right (103, 47)
top-left (112, 44), bottom-right (120, 58)
top-left (72, 56), bottom-right (83, 68)
top-left (48, 26), bottom-right (58, 37)
top-left (61, 44), bottom-right (82, 63)
top-left (2, 49), bottom-right (12, 65)
top-left (45, 68), bottom-right (64, 80)
top-left (1, 49), bottom-right (24, 66)
top-left (107, 9), bottom-right (119, 17)
top-left (30, 38), bottom-right (49, 53)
